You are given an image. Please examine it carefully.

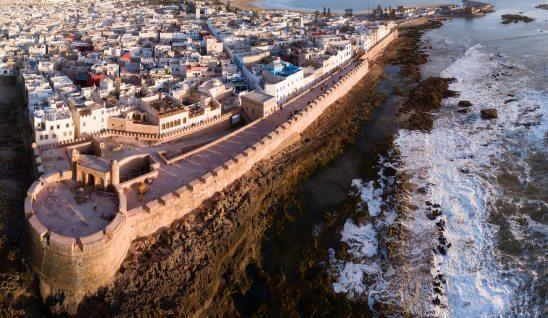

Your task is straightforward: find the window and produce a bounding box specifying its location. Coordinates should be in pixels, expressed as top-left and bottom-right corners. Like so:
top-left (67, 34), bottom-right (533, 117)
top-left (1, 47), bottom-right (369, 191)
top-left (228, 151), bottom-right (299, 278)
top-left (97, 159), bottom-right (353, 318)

top-left (44, 135), bottom-right (48, 140)
top-left (57, 125), bottom-right (60, 129)
top-left (83, 122), bottom-right (86, 126)
top-left (66, 123), bottom-right (69, 127)
top-left (39, 135), bottom-right (43, 140)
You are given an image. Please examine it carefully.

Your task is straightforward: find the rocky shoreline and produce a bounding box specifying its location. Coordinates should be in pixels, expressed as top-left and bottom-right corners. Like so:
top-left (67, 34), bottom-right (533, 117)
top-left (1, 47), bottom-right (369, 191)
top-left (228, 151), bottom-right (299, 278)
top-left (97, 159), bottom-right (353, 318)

top-left (372, 20), bottom-right (452, 316)
top-left (220, 19), bottom-right (450, 317)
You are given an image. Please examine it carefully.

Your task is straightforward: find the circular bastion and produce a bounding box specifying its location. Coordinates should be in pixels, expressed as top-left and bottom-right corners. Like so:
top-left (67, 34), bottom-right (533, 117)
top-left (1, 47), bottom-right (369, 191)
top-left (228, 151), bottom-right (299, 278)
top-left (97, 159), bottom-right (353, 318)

top-left (22, 169), bottom-right (132, 296)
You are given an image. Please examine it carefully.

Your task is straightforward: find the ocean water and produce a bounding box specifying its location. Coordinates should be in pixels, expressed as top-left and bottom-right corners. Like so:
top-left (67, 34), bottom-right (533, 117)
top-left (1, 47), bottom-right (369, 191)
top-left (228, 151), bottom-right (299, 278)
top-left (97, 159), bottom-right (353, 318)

top-left (330, 0), bottom-right (547, 317)
top-left (257, 0), bottom-right (460, 12)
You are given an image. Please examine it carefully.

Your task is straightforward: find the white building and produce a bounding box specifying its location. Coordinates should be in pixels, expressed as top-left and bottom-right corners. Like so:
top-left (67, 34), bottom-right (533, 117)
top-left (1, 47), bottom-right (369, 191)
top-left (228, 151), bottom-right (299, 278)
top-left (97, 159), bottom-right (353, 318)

top-left (263, 60), bottom-right (304, 103)
top-left (204, 36), bottom-right (224, 54)
top-left (32, 108), bottom-right (74, 146)
top-left (71, 103), bottom-right (108, 137)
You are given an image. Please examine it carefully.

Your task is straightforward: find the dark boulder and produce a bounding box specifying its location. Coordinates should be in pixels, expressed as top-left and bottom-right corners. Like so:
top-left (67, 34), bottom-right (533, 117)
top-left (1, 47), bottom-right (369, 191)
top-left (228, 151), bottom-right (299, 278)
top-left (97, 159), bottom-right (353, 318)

top-left (437, 245), bottom-right (447, 255)
top-left (480, 108), bottom-right (498, 120)
top-left (458, 100), bottom-right (472, 107)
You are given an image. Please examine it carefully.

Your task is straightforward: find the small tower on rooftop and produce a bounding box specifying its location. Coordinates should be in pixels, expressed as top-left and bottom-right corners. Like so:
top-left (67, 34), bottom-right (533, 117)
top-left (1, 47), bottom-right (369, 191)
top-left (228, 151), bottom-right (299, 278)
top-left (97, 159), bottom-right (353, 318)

top-left (110, 159), bottom-right (120, 186)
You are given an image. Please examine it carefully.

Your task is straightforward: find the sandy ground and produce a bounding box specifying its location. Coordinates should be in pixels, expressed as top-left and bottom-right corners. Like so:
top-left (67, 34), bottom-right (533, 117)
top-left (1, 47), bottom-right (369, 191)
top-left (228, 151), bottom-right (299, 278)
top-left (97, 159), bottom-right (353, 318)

top-left (33, 181), bottom-right (118, 237)
top-left (232, 0), bottom-right (260, 11)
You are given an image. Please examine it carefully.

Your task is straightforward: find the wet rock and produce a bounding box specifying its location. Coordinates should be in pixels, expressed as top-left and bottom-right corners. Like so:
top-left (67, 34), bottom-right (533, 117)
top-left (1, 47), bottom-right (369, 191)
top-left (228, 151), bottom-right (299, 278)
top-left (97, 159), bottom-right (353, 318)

top-left (401, 77), bottom-right (456, 132)
top-left (382, 166), bottom-right (397, 177)
top-left (433, 296), bottom-right (441, 305)
top-left (458, 108), bottom-right (469, 114)
top-left (436, 274), bottom-right (447, 283)
top-left (427, 209), bottom-right (442, 220)
top-left (458, 100), bottom-right (472, 107)
top-left (438, 236), bottom-right (447, 245)
top-left (335, 242), bottom-right (351, 261)
top-left (400, 64), bottom-right (422, 81)
top-left (480, 108), bottom-right (498, 120)
top-left (501, 14), bottom-right (535, 24)
top-left (460, 168), bottom-right (470, 174)
top-left (437, 245), bottom-right (447, 255)
top-left (350, 209), bottom-right (369, 227)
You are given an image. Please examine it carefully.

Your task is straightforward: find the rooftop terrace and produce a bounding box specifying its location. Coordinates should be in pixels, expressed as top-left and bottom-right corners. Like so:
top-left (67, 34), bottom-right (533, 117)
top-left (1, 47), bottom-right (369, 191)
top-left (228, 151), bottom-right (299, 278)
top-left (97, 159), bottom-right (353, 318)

top-left (266, 61), bottom-right (301, 78)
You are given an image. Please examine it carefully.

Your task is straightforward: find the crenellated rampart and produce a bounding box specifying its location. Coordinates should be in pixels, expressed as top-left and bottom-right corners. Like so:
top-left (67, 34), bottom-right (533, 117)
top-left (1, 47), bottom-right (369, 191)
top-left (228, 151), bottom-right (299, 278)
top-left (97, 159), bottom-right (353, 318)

top-left (124, 42), bottom-right (381, 239)
top-left (23, 170), bottom-right (132, 294)
top-left (23, 31), bottom-right (397, 297)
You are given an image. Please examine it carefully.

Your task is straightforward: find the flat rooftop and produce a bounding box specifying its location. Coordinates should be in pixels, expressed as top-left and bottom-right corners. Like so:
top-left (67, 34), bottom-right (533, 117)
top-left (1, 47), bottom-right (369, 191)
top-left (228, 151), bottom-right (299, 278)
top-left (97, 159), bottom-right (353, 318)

top-left (33, 180), bottom-right (118, 237)
top-left (243, 91), bottom-right (275, 103)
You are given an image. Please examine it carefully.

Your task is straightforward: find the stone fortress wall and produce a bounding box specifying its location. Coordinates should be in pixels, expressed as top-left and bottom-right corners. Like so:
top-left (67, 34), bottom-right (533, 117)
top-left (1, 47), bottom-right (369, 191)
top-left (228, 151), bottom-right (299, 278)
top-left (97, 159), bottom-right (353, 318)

top-left (23, 170), bottom-right (132, 294)
top-left (23, 31), bottom-right (398, 296)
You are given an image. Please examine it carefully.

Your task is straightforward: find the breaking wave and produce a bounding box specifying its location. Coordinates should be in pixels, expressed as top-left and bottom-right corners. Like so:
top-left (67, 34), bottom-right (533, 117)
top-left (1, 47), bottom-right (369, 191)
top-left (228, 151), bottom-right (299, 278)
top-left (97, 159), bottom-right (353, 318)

top-left (331, 44), bottom-right (546, 317)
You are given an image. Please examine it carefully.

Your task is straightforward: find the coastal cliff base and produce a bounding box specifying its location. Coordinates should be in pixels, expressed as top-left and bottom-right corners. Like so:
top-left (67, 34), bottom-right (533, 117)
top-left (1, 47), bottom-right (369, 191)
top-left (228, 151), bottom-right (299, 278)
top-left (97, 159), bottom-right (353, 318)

top-left (0, 81), bottom-right (40, 317)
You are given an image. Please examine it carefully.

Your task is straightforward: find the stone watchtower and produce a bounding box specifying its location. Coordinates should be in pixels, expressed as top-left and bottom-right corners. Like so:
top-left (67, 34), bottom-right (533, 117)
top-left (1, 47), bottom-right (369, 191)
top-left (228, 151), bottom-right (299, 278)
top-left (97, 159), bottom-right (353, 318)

top-left (110, 159), bottom-right (120, 187)
top-left (70, 148), bottom-right (79, 178)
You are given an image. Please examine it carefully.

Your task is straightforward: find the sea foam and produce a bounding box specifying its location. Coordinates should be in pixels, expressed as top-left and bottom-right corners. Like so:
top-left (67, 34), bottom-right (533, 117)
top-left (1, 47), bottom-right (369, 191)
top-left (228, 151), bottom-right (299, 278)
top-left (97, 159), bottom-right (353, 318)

top-left (331, 42), bottom-right (546, 317)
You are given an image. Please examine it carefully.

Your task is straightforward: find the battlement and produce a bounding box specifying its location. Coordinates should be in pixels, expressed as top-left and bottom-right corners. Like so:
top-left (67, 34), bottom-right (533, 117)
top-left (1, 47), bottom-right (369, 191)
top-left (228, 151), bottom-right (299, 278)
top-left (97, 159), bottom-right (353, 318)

top-left (23, 169), bottom-right (132, 293)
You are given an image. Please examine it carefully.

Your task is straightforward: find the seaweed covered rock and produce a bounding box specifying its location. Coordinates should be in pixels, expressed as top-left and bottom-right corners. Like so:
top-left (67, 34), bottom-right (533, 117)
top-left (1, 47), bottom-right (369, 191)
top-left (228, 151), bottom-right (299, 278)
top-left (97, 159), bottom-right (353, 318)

top-left (400, 77), bottom-right (457, 131)
top-left (458, 100), bottom-right (473, 107)
top-left (480, 108), bottom-right (498, 119)
top-left (501, 14), bottom-right (534, 24)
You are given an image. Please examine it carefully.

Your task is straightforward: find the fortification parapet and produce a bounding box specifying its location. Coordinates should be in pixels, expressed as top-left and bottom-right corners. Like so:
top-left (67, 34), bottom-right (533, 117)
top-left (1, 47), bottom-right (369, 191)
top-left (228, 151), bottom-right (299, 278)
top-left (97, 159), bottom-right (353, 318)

top-left (23, 170), bottom-right (132, 294)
